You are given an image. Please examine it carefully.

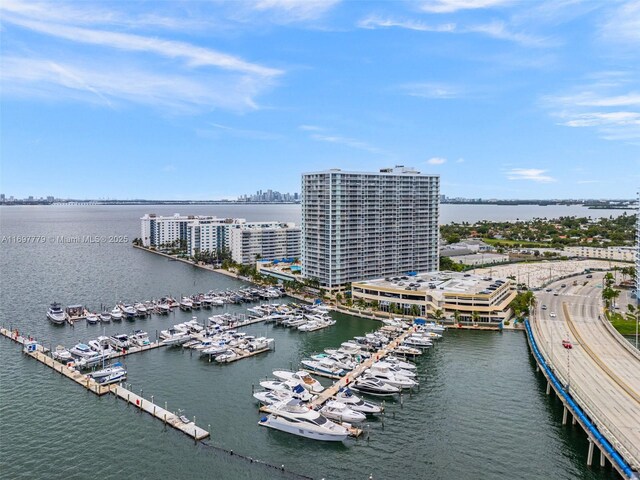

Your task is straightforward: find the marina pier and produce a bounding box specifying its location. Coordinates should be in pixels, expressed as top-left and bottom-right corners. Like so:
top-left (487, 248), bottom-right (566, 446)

top-left (0, 327), bottom-right (210, 441)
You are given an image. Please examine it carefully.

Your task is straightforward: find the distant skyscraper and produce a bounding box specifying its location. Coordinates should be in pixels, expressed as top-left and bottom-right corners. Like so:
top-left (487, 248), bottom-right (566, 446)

top-left (301, 166), bottom-right (440, 290)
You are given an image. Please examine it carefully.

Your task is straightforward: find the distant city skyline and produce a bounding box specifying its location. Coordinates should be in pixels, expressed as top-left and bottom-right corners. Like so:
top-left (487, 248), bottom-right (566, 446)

top-left (1, 1), bottom-right (639, 199)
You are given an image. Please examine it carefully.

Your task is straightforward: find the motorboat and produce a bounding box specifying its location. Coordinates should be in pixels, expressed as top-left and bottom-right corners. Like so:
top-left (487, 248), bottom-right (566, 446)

top-left (70, 343), bottom-right (99, 359)
top-left (247, 337), bottom-right (274, 351)
top-left (423, 321), bottom-right (446, 333)
top-left (110, 307), bottom-right (123, 321)
top-left (351, 377), bottom-right (400, 396)
top-left (90, 362), bottom-right (126, 385)
top-left (88, 336), bottom-right (116, 356)
top-left (301, 359), bottom-right (346, 377)
top-left (161, 330), bottom-right (190, 346)
top-left (86, 313), bottom-right (99, 325)
top-left (191, 296), bottom-right (202, 309)
top-left (215, 349), bottom-right (238, 363)
top-left (52, 345), bottom-right (73, 362)
top-left (120, 304), bottom-right (136, 320)
top-left (273, 371), bottom-right (324, 393)
top-left (372, 361), bottom-right (417, 378)
top-left (134, 303), bottom-right (148, 317)
top-left (259, 380), bottom-right (314, 402)
top-left (391, 345), bottom-right (422, 357)
top-left (258, 399), bottom-right (349, 442)
top-left (179, 297), bottom-right (193, 311)
top-left (200, 343), bottom-right (229, 357)
top-left (364, 366), bottom-right (418, 389)
top-left (403, 336), bottom-right (432, 349)
top-left (99, 311), bottom-right (111, 323)
top-left (282, 317), bottom-right (307, 328)
top-left (109, 334), bottom-right (130, 349)
top-left (310, 353), bottom-right (356, 371)
top-left (47, 302), bottom-right (67, 324)
top-left (385, 355), bottom-right (417, 371)
top-left (333, 388), bottom-right (383, 414)
top-left (156, 302), bottom-right (171, 315)
top-left (253, 389), bottom-right (295, 406)
top-left (130, 330), bottom-right (150, 347)
top-left (320, 401), bottom-right (366, 423)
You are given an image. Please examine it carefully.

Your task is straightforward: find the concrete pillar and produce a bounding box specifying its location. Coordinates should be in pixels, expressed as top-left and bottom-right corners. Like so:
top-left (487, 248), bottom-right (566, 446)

top-left (546, 380), bottom-right (551, 395)
top-left (587, 439), bottom-right (594, 466)
top-left (562, 406), bottom-right (568, 425)
top-left (600, 449), bottom-right (605, 467)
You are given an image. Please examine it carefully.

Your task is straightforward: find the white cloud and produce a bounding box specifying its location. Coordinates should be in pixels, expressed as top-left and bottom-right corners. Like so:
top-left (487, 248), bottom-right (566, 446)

top-left (427, 157), bottom-right (447, 165)
top-left (357, 15), bottom-right (550, 47)
top-left (506, 168), bottom-right (556, 183)
top-left (400, 82), bottom-right (462, 99)
top-left (310, 133), bottom-right (383, 154)
top-left (456, 158), bottom-right (465, 163)
top-left (250, 0), bottom-right (341, 22)
top-left (543, 77), bottom-right (640, 141)
top-left (600, 1), bottom-right (640, 46)
top-left (358, 15), bottom-right (455, 32)
top-left (3, 16), bottom-right (281, 77)
top-left (298, 124), bottom-right (323, 131)
top-left (0, 57), bottom-right (269, 112)
top-left (420, 0), bottom-right (513, 13)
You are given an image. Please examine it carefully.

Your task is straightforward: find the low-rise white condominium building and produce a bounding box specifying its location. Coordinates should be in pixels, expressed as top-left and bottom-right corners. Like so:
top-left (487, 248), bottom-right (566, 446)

top-left (301, 166), bottom-right (439, 290)
top-left (229, 222), bottom-right (300, 264)
top-left (140, 214), bottom-right (300, 263)
top-left (564, 245), bottom-right (637, 262)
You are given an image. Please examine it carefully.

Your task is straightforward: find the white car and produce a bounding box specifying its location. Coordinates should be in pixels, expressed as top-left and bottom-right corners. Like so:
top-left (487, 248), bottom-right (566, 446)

top-left (549, 312), bottom-right (557, 318)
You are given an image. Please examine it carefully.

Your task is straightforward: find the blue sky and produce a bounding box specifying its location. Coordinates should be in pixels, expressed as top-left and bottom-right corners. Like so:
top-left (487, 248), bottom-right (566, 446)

top-left (1, 0), bottom-right (639, 200)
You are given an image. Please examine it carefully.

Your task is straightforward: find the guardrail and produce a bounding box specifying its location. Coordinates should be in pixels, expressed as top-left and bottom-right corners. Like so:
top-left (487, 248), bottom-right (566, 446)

top-left (599, 314), bottom-right (640, 360)
top-left (528, 316), bottom-right (640, 473)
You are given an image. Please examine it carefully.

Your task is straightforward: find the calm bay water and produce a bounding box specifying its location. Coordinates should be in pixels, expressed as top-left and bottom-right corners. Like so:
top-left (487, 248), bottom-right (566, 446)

top-left (0, 205), bottom-right (623, 479)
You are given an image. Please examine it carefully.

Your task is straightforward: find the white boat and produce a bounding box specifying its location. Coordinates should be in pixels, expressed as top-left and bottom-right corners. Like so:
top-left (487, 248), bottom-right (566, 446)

top-left (391, 345), bottom-right (422, 357)
top-left (200, 343), bottom-right (229, 357)
top-left (259, 380), bottom-right (314, 402)
top-left (86, 313), bottom-right (99, 324)
top-left (179, 297), bottom-right (193, 310)
top-left (282, 317), bottom-right (307, 328)
top-left (47, 302), bottom-right (67, 324)
top-left (351, 377), bottom-right (400, 396)
top-left (247, 337), bottom-right (274, 351)
top-left (120, 304), bottom-right (136, 320)
top-left (372, 361), bottom-right (416, 378)
top-left (215, 349), bottom-right (238, 363)
top-left (130, 330), bottom-right (150, 347)
top-left (99, 311), bottom-right (111, 323)
top-left (333, 388), bottom-right (383, 414)
top-left (364, 366), bottom-right (417, 389)
top-left (259, 399), bottom-right (349, 442)
top-left (161, 330), bottom-right (190, 346)
top-left (320, 401), bottom-right (366, 423)
top-left (52, 345), bottom-right (73, 362)
top-left (109, 334), bottom-right (130, 349)
top-left (88, 337), bottom-right (116, 356)
top-left (156, 303), bottom-right (171, 314)
top-left (273, 370), bottom-right (324, 393)
top-left (134, 303), bottom-right (148, 316)
top-left (253, 390), bottom-right (295, 406)
top-left (423, 321), bottom-right (446, 333)
top-left (301, 359), bottom-right (346, 377)
top-left (310, 353), bottom-right (356, 371)
top-left (90, 362), bottom-right (126, 385)
top-left (403, 335), bottom-right (432, 349)
top-left (70, 343), bottom-right (99, 359)
top-left (385, 355), bottom-right (416, 371)
top-left (110, 307), bottom-right (123, 321)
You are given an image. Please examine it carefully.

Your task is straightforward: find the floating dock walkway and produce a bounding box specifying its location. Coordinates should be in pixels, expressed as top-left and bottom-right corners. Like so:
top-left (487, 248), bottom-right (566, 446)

top-left (1, 327), bottom-right (210, 441)
top-left (310, 327), bottom-right (417, 408)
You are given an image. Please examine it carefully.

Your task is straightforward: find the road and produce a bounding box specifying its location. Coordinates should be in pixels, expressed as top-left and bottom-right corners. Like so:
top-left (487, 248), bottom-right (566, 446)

top-left (532, 272), bottom-right (640, 471)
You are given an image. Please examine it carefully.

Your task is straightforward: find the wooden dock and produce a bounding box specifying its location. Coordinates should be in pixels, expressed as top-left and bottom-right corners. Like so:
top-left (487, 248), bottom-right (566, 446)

top-left (109, 340), bottom-right (165, 359)
top-left (309, 327), bottom-right (417, 408)
top-left (1, 327), bottom-right (210, 441)
top-left (109, 384), bottom-right (209, 440)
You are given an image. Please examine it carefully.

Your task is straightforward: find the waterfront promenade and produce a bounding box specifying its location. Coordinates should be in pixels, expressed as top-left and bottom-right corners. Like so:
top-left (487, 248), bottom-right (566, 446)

top-left (529, 272), bottom-right (640, 478)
